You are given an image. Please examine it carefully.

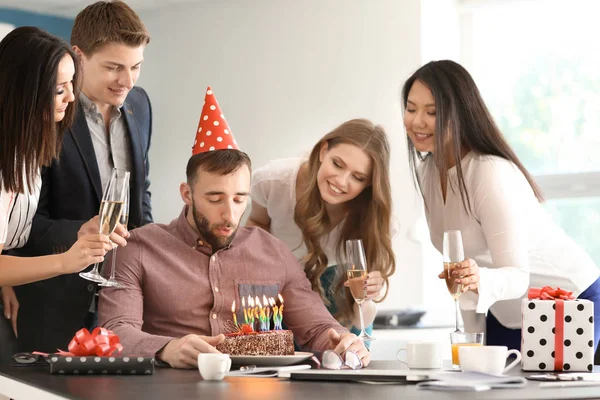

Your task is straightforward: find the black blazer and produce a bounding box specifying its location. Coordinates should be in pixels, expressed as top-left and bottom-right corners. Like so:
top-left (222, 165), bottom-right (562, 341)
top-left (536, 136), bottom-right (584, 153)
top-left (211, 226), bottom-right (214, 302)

top-left (11, 87), bottom-right (153, 352)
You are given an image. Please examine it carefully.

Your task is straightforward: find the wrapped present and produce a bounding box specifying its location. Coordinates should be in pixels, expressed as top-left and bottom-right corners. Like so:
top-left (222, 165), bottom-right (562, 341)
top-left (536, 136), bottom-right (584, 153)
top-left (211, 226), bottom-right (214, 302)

top-left (49, 354), bottom-right (154, 375)
top-left (521, 287), bottom-right (594, 372)
top-left (37, 327), bottom-right (154, 375)
top-left (58, 327), bottom-right (123, 357)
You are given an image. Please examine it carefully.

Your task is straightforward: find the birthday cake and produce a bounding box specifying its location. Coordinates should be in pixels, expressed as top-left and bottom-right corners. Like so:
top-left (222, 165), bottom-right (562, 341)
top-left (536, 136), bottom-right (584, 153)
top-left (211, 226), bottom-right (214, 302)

top-left (216, 329), bottom-right (294, 356)
top-left (217, 294), bottom-right (295, 356)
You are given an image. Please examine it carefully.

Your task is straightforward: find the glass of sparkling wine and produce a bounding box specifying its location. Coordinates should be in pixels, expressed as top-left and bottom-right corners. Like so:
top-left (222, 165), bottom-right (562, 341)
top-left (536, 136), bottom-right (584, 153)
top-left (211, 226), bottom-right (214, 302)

top-left (345, 239), bottom-right (375, 342)
top-left (99, 177), bottom-right (129, 288)
top-left (443, 230), bottom-right (465, 333)
top-left (80, 168), bottom-right (130, 283)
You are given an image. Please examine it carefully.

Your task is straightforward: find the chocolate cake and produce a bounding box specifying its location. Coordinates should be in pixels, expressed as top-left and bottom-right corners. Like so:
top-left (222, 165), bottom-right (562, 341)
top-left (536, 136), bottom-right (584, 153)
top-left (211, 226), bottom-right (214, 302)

top-left (216, 330), bottom-right (294, 356)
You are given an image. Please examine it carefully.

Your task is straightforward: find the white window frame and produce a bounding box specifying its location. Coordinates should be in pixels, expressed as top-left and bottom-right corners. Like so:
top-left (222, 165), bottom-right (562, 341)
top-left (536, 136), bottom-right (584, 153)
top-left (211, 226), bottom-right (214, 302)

top-left (456, 0), bottom-right (600, 202)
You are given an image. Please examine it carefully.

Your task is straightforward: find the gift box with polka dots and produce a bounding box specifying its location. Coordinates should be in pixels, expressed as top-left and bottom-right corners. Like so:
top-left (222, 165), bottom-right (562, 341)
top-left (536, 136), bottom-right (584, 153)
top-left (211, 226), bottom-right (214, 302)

top-left (48, 355), bottom-right (155, 375)
top-left (521, 298), bottom-right (594, 372)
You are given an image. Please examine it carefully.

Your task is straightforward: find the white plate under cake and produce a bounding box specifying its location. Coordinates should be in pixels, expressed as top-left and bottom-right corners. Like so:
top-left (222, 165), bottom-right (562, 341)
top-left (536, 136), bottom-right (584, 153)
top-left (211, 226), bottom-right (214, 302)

top-left (229, 352), bottom-right (314, 367)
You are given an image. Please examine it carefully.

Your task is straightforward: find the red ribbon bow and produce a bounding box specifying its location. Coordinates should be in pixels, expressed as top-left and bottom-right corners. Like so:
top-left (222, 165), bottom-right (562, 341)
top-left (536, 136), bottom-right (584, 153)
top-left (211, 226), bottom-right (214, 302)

top-left (528, 286), bottom-right (575, 301)
top-left (57, 327), bottom-right (123, 357)
top-left (527, 286), bottom-right (575, 370)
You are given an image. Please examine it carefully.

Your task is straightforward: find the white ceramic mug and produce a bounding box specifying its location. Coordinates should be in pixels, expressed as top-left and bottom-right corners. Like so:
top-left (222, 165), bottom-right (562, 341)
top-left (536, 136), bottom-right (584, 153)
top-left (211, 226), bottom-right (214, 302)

top-left (197, 353), bottom-right (232, 380)
top-left (396, 341), bottom-right (442, 369)
top-left (459, 345), bottom-right (521, 376)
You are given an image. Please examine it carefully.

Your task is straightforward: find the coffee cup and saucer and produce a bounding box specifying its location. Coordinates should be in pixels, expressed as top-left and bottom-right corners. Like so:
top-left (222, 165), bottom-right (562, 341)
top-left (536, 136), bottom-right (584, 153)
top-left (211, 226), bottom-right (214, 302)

top-left (198, 353), bottom-right (232, 381)
top-left (459, 346), bottom-right (521, 376)
top-left (396, 341), bottom-right (443, 369)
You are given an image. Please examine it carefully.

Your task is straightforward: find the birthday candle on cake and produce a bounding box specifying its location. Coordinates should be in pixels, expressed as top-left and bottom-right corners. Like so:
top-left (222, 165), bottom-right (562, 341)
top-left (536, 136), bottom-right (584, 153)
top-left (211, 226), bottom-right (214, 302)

top-left (231, 300), bottom-right (238, 328)
top-left (242, 297), bottom-right (248, 324)
top-left (254, 296), bottom-right (260, 322)
top-left (256, 297), bottom-right (262, 331)
top-left (248, 296), bottom-right (255, 328)
top-left (260, 298), bottom-right (268, 331)
top-left (270, 297), bottom-right (279, 330)
top-left (278, 294), bottom-right (284, 322)
top-left (263, 295), bottom-right (270, 330)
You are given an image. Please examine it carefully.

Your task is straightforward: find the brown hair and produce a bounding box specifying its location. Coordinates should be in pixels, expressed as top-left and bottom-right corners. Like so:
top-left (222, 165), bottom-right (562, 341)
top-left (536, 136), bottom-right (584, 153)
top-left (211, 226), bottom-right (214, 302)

top-left (186, 149), bottom-right (252, 186)
top-left (401, 60), bottom-right (543, 213)
top-left (294, 118), bottom-right (396, 325)
top-left (0, 26), bottom-right (80, 194)
top-left (71, 0), bottom-right (150, 56)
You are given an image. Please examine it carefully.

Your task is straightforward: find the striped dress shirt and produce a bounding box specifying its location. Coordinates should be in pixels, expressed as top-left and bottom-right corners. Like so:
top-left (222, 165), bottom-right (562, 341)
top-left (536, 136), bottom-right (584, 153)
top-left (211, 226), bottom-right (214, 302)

top-left (0, 171), bottom-right (41, 250)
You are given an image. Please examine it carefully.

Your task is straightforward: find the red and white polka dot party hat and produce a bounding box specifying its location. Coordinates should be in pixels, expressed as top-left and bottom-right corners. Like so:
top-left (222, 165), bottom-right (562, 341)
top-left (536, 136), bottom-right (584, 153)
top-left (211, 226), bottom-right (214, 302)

top-left (192, 86), bottom-right (239, 155)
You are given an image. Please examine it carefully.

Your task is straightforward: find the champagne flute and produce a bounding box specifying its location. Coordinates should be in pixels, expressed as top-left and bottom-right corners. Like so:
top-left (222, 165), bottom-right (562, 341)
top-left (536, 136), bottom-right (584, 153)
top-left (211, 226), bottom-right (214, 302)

top-left (443, 230), bottom-right (465, 332)
top-left (345, 239), bottom-right (375, 342)
top-left (99, 177), bottom-right (129, 288)
top-left (80, 168), bottom-right (129, 283)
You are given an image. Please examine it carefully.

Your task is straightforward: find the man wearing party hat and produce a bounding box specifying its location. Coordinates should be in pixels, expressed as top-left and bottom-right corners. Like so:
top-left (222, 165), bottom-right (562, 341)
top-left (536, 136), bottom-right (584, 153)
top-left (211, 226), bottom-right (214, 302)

top-left (98, 87), bottom-right (369, 369)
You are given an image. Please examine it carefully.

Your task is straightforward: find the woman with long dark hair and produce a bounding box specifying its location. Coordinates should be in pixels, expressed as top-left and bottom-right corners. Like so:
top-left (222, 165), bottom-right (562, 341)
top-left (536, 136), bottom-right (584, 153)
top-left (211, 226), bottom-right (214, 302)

top-left (0, 27), bottom-right (114, 330)
top-left (247, 119), bottom-right (396, 335)
top-left (402, 59), bottom-right (600, 350)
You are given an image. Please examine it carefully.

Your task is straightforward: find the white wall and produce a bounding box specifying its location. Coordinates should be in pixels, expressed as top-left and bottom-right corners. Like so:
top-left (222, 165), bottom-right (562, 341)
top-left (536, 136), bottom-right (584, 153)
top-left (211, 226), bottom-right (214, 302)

top-left (0, 23), bottom-right (14, 39)
top-left (138, 0), bottom-right (444, 312)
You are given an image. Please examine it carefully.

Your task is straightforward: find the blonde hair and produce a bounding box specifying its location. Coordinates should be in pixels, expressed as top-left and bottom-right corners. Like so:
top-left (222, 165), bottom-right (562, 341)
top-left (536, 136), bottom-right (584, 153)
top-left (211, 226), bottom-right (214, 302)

top-left (294, 118), bottom-right (396, 325)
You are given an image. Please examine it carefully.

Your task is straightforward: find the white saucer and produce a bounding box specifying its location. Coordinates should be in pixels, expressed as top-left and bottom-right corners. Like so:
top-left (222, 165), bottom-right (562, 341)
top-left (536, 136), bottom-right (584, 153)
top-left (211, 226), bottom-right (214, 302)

top-left (230, 352), bottom-right (313, 367)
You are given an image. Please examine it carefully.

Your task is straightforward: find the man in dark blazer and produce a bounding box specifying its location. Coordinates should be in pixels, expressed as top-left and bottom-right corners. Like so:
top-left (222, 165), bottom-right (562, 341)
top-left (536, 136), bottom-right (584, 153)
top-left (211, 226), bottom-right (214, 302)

top-left (7, 1), bottom-right (154, 352)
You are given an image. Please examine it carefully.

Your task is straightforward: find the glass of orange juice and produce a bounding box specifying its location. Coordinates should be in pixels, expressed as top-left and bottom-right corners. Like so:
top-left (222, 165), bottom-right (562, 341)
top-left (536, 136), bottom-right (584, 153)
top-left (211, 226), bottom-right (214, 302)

top-left (450, 332), bottom-right (484, 369)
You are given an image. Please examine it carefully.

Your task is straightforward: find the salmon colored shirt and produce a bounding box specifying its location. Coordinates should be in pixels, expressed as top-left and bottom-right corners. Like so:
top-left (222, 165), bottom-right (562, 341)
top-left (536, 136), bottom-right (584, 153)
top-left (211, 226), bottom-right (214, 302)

top-left (99, 206), bottom-right (347, 355)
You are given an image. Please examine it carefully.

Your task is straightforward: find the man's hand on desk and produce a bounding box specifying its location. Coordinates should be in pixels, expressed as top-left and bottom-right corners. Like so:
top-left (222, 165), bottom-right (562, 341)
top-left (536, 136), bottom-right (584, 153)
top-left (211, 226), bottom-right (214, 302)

top-left (158, 334), bottom-right (225, 369)
top-left (328, 328), bottom-right (371, 367)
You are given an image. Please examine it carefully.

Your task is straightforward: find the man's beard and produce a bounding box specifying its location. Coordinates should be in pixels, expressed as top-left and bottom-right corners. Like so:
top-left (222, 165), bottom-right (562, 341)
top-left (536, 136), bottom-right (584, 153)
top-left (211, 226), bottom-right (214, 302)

top-left (191, 201), bottom-right (238, 251)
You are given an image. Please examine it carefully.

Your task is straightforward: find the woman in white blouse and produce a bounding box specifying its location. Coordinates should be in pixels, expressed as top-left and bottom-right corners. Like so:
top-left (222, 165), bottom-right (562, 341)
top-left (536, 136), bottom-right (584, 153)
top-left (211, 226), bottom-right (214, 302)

top-left (0, 27), bottom-right (124, 336)
top-left (246, 119), bottom-right (396, 336)
top-left (401, 60), bottom-right (600, 351)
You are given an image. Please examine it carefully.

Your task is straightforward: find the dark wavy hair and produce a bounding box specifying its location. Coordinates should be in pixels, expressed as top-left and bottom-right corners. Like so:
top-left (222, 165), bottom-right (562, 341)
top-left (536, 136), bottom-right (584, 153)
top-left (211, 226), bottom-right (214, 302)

top-left (401, 60), bottom-right (543, 213)
top-left (0, 26), bottom-right (80, 193)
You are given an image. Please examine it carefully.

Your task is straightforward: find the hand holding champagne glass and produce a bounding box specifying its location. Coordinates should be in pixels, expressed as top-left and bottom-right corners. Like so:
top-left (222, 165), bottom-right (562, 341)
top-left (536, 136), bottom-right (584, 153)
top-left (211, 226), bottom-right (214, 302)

top-left (60, 234), bottom-right (113, 274)
top-left (345, 239), bottom-right (375, 342)
top-left (80, 168), bottom-right (130, 283)
top-left (99, 177), bottom-right (129, 288)
top-left (443, 230), bottom-right (465, 332)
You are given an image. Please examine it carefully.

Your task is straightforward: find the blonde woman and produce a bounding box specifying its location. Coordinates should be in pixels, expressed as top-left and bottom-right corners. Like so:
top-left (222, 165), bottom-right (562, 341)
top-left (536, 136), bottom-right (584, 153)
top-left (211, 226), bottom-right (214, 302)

top-left (247, 119), bottom-right (396, 335)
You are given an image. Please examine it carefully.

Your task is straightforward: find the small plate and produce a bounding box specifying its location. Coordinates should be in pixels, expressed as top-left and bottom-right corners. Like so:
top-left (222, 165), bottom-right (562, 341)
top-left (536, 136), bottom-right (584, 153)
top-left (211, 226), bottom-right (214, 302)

top-left (230, 352), bottom-right (313, 367)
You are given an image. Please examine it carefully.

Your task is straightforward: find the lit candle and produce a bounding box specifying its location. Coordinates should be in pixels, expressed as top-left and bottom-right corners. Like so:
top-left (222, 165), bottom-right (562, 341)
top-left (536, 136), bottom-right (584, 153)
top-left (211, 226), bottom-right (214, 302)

top-left (269, 297), bottom-right (279, 330)
top-left (263, 295), bottom-right (270, 329)
top-left (260, 309), bottom-right (267, 331)
top-left (256, 297), bottom-right (264, 331)
top-left (248, 296), bottom-right (255, 328)
top-left (242, 297), bottom-right (248, 324)
top-left (231, 300), bottom-right (238, 328)
top-left (254, 296), bottom-right (260, 322)
top-left (278, 293), bottom-right (284, 322)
